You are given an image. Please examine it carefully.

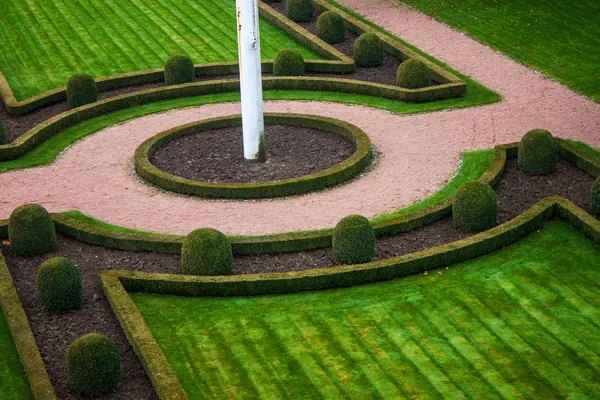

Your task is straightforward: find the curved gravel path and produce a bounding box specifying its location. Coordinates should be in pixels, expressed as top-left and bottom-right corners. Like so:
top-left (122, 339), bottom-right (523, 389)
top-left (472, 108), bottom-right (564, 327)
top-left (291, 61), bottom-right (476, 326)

top-left (0, 0), bottom-right (599, 236)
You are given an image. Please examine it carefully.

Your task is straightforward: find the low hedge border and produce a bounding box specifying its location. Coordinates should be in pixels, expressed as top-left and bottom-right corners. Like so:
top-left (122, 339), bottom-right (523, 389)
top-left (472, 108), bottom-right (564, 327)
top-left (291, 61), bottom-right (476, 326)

top-left (99, 195), bottom-right (599, 398)
top-left (0, 253), bottom-right (56, 399)
top-left (134, 113), bottom-right (372, 199)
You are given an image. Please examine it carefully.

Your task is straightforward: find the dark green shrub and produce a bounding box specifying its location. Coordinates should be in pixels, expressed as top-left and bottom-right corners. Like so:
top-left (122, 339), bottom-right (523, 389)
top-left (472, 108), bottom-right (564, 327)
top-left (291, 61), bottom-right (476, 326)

top-left (8, 204), bottom-right (56, 256)
top-left (273, 49), bottom-right (305, 76)
top-left (354, 32), bottom-right (384, 68)
top-left (36, 257), bottom-right (82, 311)
top-left (396, 58), bottom-right (430, 89)
top-left (0, 120), bottom-right (6, 145)
top-left (316, 11), bottom-right (346, 44)
top-left (518, 129), bottom-right (557, 175)
top-left (286, 0), bottom-right (313, 22)
top-left (262, 0), bottom-right (282, 3)
top-left (67, 74), bottom-right (97, 109)
top-left (332, 215), bottom-right (375, 264)
top-left (181, 228), bottom-right (233, 275)
top-left (591, 177), bottom-right (600, 218)
top-left (164, 55), bottom-right (195, 86)
top-left (453, 182), bottom-right (498, 232)
top-left (67, 333), bottom-right (121, 397)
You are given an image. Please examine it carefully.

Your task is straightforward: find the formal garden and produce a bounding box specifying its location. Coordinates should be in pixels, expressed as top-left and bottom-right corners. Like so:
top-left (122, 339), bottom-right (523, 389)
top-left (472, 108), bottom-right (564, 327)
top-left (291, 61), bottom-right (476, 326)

top-left (0, 0), bottom-right (599, 399)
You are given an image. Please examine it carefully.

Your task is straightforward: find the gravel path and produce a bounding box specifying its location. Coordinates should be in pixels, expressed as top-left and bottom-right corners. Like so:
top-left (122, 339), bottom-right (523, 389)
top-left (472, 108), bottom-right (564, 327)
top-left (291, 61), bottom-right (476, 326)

top-left (0, 0), bottom-right (598, 236)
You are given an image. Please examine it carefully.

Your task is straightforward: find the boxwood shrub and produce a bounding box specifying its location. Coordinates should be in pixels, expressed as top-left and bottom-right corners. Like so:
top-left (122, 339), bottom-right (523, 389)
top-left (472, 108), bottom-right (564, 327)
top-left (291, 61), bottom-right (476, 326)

top-left (396, 59), bottom-right (430, 89)
top-left (8, 204), bottom-right (56, 256)
top-left (592, 176), bottom-right (600, 218)
top-left (354, 32), bottom-right (384, 68)
top-left (332, 215), bottom-right (375, 264)
top-left (181, 228), bottom-right (233, 276)
top-left (0, 119), bottom-right (5, 145)
top-left (273, 49), bottom-right (305, 76)
top-left (286, 0), bottom-right (314, 22)
top-left (453, 181), bottom-right (498, 232)
top-left (66, 73), bottom-right (98, 109)
top-left (518, 129), bottom-right (557, 175)
top-left (316, 11), bottom-right (346, 44)
top-left (36, 257), bottom-right (82, 311)
top-left (67, 333), bottom-right (121, 397)
top-left (164, 55), bottom-right (195, 86)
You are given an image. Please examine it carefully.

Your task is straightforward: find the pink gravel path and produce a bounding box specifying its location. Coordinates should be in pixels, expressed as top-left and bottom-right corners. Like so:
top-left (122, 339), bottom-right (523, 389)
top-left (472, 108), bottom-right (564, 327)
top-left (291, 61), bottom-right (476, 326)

top-left (0, 0), bottom-right (599, 235)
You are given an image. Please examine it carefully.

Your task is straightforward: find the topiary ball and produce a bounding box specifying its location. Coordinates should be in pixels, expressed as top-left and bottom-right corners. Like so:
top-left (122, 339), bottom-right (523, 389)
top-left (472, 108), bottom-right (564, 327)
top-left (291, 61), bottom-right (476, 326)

top-left (396, 58), bottom-right (430, 89)
top-left (0, 120), bottom-right (6, 145)
top-left (591, 176), bottom-right (600, 218)
top-left (36, 257), bottom-right (82, 311)
top-left (164, 55), bottom-right (195, 86)
top-left (453, 181), bottom-right (498, 232)
top-left (273, 49), bottom-right (305, 76)
top-left (517, 129), bottom-right (557, 175)
top-left (332, 215), bottom-right (376, 265)
top-left (67, 333), bottom-right (121, 397)
top-left (181, 228), bottom-right (233, 276)
top-left (286, 0), bottom-right (313, 22)
top-left (316, 11), bottom-right (346, 44)
top-left (8, 204), bottom-right (56, 256)
top-left (67, 73), bottom-right (98, 109)
top-left (354, 32), bottom-right (384, 68)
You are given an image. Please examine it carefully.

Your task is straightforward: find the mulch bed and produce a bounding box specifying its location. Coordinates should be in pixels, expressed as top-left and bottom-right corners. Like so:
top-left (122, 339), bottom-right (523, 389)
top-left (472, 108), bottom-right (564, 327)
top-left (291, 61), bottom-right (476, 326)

top-left (149, 124), bottom-right (356, 183)
top-left (0, 156), bottom-right (594, 399)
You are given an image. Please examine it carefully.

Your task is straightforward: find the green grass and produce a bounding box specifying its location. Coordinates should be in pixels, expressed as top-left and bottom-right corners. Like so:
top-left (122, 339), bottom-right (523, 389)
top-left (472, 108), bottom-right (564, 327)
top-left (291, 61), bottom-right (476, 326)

top-left (0, 308), bottom-right (34, 400)
top-left (0, 0), bottom-right (321, 101)
top-left (399, 0), bottom-right (600, 102)
top-left (133, 220), bottom-right (600, 399)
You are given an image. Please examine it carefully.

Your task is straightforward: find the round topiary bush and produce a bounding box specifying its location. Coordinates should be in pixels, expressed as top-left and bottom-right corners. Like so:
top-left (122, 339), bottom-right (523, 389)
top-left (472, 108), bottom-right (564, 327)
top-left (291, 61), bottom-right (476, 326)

top-left (0, 120), bottom-right (6, 145)
top-left (164, 54), bottom-right (195, 86)
top-left (66, 73), bottom-right (97, 109)
top-left (181, 228), bottom-right (233, 276)
top-left (332, 215), bottom-right (375, 265)
top-left (67, 333), bottom-right (121, 397)
top-left (517, 129), bottom-right (557, 175)
top-left (354, 32), bottom-right (384, 68)
top-left (36, 257), bottom-right (82, 312)
top-left (396, 58), bottom-right (430, 89)
top-left (453, 181), bottom-right (498, 232)
top-left (273, 49), bottom-right (305, 76)
top-left (8, 204), bottom-right (56, 256)
top-left (286, 0), bottom-right (313, 22)
top-left (591, 176), bottom-right (600, 218)
top-left (316, 11), bottom-right (346, 44)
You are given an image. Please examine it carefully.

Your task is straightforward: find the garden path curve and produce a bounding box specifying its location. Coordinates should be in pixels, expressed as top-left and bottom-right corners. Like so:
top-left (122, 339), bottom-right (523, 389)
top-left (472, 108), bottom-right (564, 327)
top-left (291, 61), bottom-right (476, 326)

top-left (0, 0), bottom-right (598, 236)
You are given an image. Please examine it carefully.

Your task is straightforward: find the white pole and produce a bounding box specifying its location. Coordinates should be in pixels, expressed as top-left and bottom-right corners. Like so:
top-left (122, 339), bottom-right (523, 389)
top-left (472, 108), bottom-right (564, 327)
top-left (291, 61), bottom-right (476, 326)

top-left (236, 0), bottom-right (265, 162)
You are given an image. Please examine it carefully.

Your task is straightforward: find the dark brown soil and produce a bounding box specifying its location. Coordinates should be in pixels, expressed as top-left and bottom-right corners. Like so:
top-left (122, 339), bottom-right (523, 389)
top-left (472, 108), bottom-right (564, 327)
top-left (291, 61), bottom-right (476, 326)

top-left (149, 124), bottom-right (356, 183)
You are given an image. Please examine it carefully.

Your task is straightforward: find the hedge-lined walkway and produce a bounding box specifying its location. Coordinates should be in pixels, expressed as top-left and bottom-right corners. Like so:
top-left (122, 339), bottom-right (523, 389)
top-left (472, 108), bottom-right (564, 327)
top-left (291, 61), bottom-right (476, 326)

top-left (0, 0), bottom-right (599, 235)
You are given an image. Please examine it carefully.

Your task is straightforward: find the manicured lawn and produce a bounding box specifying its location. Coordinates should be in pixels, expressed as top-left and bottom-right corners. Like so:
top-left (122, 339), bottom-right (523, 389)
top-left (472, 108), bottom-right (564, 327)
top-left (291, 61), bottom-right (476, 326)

top-left (400, 0), bottom-right (600, 102)
top-left (0, 308), bottom-right (33, 400)
top-left (0, 0), bottom-right (321, 100)
top-left (133, 221), bottom-right (600, 399)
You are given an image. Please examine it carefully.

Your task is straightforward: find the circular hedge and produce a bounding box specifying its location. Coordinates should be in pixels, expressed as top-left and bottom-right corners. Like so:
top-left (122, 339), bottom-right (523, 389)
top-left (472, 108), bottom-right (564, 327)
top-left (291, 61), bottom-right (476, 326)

top-left (453, 182), bottom-right (498, 232)
top-left (316, 11), bottom-right (346, 44)
top-left (8, 204), bottom-right (56, 256)
top-left (0, 119), bottom-right (6, 145)
top-left (67, 73), bottom-right (98, 109)
top-left (67, 333), bottom-right (121, 397)
top-left (517, 129), bottom-right (557, 175)
top-left (354, 32), bottom-right (384, 68)
top-left (273, 49), bottom-right (305, 76)
top-left (286, 0), bottom-right (314, 22)
top-left (396, 59), bottom-right (430, 89)
top-left (37, 257), bottom-right (82, 311)
top-left (164, 55), bottom-right (195, 86)
top-left (181, 228), bottom-right (233, 276)
top-left (591, 176), bottom-right (600, 218)
top-left (332, 215), bottom-right (375, 265)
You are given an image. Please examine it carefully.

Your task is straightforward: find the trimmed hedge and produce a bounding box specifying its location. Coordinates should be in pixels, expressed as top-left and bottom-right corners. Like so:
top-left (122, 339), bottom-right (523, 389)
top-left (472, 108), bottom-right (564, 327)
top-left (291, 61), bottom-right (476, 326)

top-left (0, 120), bottom-right (5, 145)
top-left (396, 59), bottom-right (430, 89)
top-left (8, 204), bottom-right (56, 256)
top-left (164, 55), bottom-right (195, 86)
top-left (181, 229), bottom-right (233, 276)
top-left (332, 215), bottom-right (375, 264)
top-left (67, 333), bottom-right (121, 397)
top-left (316, 11), bottom-right (346, 44)
top-left (67, 74), bottom-right (97, 109)
top-left (453, 182), bottom-right (498, 232)
top-left (286, 0), bottom-right (314, 22)
top-left (518, 129), bottom-right (557, 175)
top-left (36, 257), bottom-right (82, 311)
top-left (354, 32), bottom-right (384, 68)
top-left (592, 177), bottom-right (600, 218)
top-left (273, 50), bottom-right (305, 76)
